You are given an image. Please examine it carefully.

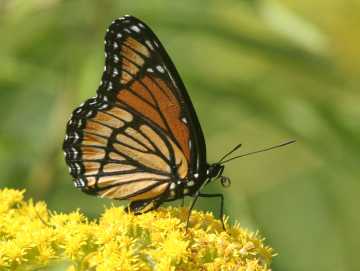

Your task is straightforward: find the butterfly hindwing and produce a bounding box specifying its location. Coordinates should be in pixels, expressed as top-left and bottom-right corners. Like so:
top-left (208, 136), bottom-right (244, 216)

top-left (64, 97), bottom-right (176, 200)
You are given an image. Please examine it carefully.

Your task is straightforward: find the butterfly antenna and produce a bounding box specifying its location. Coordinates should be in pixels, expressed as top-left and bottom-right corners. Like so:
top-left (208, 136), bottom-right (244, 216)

top-left (218, 144), bottom-right (242, 163)
top-left (220, 140), bottom-right (296, 164)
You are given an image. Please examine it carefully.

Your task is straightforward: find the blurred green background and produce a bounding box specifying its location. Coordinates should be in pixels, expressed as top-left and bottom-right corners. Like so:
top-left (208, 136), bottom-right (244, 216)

top-left (1, 0), bottom-right (359, 270)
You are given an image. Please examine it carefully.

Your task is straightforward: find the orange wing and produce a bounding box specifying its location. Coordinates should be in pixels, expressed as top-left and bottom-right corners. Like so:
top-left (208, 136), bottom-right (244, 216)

top-left (101, 19), bottom-right (195, 164)
top-left (63, 15), bottom-right (206, 208)
top-left (64, 98), bottom-right (188, 202)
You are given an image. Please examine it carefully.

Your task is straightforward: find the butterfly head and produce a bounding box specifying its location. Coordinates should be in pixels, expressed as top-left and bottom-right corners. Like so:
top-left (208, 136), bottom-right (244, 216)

top-left (207, 163), bottom-right (231, 188)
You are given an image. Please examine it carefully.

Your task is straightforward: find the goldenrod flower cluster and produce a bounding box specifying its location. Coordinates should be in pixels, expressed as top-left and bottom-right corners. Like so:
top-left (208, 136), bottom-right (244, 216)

top-left (0, 188), bottom-right (273, 270)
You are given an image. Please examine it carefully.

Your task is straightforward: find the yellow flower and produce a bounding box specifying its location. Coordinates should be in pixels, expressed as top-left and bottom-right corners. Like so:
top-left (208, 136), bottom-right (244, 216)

top-left (0, 188), bottom-right (24, 213)
top-left (0, 188), bottom-right (274, 271)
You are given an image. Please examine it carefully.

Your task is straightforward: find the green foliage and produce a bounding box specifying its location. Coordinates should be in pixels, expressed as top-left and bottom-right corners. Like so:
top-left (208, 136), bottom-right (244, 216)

top-left (1, 1), bottom-right (359, 270)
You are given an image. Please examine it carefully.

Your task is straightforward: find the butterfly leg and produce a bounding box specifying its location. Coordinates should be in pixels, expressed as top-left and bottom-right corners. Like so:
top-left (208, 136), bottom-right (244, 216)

top-left (126, 199), bottom-right (161, 215)
top-left (198, 193), bottom-right (226, 231)
top-left (180, 197), bottom-right (185, 207)
top-left (186, 192), bottom-right (201, 230)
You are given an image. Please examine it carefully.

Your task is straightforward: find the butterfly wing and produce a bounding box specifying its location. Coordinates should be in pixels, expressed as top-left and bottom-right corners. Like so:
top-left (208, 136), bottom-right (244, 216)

top-left (63, 15), bottom-right (206, 208)
top-left (101, 15), bottom-right (206, 173)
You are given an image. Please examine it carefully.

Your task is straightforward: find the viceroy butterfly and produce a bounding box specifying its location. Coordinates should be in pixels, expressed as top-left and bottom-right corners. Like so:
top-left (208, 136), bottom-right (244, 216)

top-left (63, 15), bottom-right (294, 230)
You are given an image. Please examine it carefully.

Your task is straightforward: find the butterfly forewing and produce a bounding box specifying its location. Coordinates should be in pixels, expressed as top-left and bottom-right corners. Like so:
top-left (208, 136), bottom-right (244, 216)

top-left (63, 15), bottom-right (207, 208)
top-left (100, 15), bottom-right (206, 174)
